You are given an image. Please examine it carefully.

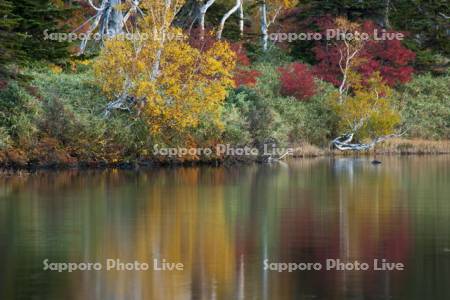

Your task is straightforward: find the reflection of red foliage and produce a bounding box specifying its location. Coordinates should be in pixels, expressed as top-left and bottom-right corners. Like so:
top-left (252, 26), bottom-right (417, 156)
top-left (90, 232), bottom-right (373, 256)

top-left (312, 18), bottom-right (415, 87)
top-left (278, 62), bottom-right (316, 101)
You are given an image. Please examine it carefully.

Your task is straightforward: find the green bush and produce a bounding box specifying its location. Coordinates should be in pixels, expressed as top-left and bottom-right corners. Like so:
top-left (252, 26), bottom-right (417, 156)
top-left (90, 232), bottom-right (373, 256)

top-left (0, 127), bottom-right (11, 149)
top-left (223, 62), bottom-right (339, 147)
top-left (30, 70), bottom-right (152, 160)
top-left (397, 74), bottom-right (450, 140)
top-left (0, 68), bottom-right (155, 164)
top-left (224, 87), bottom-right (290, 147)
top-left (284, 80), bottom-right (339, 146)
top-left (0, 82), bottom-right (40, 147)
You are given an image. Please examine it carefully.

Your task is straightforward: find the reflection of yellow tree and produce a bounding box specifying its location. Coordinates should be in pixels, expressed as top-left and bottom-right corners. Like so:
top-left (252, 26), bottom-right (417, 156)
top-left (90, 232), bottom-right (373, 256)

top-left (98, 168), bottom-right (236, 299)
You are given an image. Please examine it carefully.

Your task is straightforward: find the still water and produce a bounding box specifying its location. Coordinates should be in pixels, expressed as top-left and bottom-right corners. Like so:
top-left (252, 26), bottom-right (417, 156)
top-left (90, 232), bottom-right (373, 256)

top-left (0, 156), bottom-right (449, 300)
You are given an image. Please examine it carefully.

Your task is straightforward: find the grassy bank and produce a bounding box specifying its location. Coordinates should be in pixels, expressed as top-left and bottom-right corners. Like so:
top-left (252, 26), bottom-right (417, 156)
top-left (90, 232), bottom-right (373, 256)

top-left (2, 139), bottom-right (450, 170)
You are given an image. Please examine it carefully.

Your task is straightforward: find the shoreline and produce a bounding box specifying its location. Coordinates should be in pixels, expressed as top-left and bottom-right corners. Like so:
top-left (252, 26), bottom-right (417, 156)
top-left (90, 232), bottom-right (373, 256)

top-left (1, 139), bottom-right (450, 172)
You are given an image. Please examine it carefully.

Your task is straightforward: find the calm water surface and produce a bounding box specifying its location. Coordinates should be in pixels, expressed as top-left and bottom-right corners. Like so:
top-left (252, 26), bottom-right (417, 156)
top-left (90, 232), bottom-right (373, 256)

top-left (0, 156), bottom-right (449, 300)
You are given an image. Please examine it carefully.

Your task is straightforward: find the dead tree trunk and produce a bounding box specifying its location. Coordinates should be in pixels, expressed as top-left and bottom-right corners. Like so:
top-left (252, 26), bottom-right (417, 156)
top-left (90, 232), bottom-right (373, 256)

top-left (78, 0), bottom-right (143, 55)
top-left (331, 132), bottom-right (404, 151)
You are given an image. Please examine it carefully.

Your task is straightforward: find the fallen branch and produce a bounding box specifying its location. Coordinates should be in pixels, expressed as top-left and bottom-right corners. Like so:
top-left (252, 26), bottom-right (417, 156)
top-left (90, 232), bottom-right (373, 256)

top-left (331, 131), bottom-right (407, 151)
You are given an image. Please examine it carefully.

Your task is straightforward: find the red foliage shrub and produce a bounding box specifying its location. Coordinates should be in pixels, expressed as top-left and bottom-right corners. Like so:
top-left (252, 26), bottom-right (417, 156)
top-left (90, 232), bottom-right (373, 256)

top-left (230, 42), bottom-right (262, 87)
top-left (230, 43), bottom-right (251, 66)
top-left (359, 38), bottom-right (415, 86)
top-left (312, 18), bottom-right (415, 87)
top-left (234, 69), bottom-right (262, 87)
top-left (278, 62), bottom-right (316, 101)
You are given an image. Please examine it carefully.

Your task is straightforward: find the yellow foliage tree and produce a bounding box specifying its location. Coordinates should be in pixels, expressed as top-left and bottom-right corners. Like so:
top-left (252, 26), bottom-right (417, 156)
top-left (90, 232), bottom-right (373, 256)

top-left (93, 0), bottom-right (236, 137)
top-left (332, 71), bottom-right (401, 141)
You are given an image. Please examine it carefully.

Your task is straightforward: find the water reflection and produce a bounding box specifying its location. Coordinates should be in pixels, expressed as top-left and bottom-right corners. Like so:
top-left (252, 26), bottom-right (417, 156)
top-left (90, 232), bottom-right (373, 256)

top-left (1, 156), bottom-right (450, 299)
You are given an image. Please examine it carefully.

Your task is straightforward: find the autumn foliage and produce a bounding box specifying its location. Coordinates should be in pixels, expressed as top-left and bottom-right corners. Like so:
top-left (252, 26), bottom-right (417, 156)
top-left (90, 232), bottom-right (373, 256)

top-left (278, 63), bottom-right (316, 101)
top-left (231, 43), bottom-right (262, 87)
top-left (331, 71), bottom-right (401, 139)
top-left (311, 17), bottom-right (415, 87)
top-left (93, 1), bottom-right (236, 136)
top-left (188, 31), bottom-right (260, 87)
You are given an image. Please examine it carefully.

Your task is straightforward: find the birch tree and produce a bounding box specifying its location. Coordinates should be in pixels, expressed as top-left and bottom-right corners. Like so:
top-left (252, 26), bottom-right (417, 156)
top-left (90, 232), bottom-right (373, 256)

top-left (259, 0), bottom-right (297, 51)
top-left (199, 0), bottom-right (216, 40)
top-left (217, 0), bottom-right (242, 39)
top-left (333, 17), bottom-right (367, 104)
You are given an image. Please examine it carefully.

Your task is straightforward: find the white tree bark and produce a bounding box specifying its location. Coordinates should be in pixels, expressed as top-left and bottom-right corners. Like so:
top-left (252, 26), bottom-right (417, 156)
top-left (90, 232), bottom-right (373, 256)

top-left (217, 0), bottom-right (242, 39)
top-left (259, 1), bottom-right (281, 51)
top-left (337, 44), bottom-right (360, 104)
top-left (331, 133), bottom-right (404, 151)
top-left (199, 0), bottom-right (216, 40)
top-left (78, 0), bottom-right (143, 55)
top-left (260, 0), bottom-right (268, 51)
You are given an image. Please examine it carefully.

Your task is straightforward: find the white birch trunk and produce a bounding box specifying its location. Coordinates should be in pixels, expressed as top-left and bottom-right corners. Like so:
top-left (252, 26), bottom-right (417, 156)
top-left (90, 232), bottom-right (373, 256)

top-left (199, 0), bottom-right (216, 40)
top-left (239, 0), bottom-right (244, 37)
top-left (217, 0), bottom-right (241, 40)
top-left (260, 0), bottom-right (268, 51)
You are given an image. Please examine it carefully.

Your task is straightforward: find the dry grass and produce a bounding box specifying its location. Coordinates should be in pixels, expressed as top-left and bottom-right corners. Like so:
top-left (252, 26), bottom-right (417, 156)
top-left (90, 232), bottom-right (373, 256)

top-left (290, 139), bottom-right (450, 158)
top-left (291, 143), bottom-right (326, 157)
top-left (376, 138), bottom-right (450, 154)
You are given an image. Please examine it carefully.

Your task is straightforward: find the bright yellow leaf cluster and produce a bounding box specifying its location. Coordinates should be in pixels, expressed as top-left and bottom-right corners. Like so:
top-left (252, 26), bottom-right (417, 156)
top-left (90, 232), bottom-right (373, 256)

top-left (93, 23), bottom-right (236, 136)
top-left (332, 72), bottom-right (401, 140)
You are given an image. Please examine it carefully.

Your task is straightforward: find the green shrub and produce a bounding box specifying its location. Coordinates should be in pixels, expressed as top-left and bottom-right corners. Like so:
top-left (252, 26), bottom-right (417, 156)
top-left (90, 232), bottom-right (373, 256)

top-left (0, 127), bottom-right (12, 149)
top-left (0, 82), bottom-right (40, 147)
top-left (284, 80), bottom-right (339, 146)
top-left (224, 87), bottom-right (290, 147)
top-left (222, 103), bottom-right (252, 146)
top-left (397, 74), bottom-right (450, 140)
top-left (30, 70), bottom-right (152, 160)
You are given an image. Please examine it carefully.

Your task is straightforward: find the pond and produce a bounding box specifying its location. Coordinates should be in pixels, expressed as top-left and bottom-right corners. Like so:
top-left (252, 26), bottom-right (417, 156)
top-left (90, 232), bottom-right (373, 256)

top-left (1, 156), bottom-right (449, 299)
